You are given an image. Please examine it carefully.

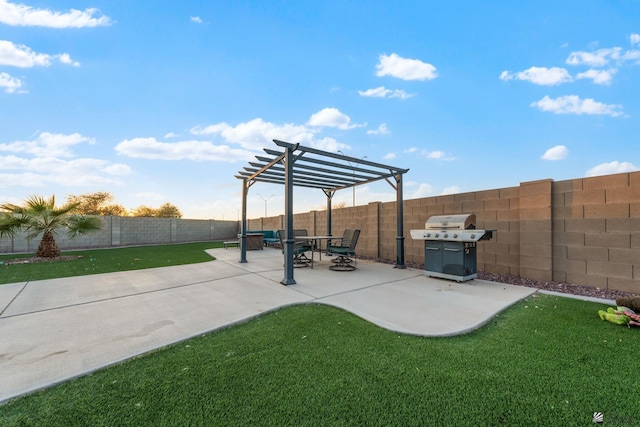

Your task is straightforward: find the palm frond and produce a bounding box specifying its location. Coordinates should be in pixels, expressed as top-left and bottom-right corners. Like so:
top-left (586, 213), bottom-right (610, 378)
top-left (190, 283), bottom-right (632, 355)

top-left (52, 201), bottom-right (80, 217)
top-left (0, 213), bottom-right (27, 238)
top-left (0, 203), bottom-right (23, 214)
top-left (66, 216), bottom-right (103, 237)
top-left (24, 194), bottom-right (54, 212)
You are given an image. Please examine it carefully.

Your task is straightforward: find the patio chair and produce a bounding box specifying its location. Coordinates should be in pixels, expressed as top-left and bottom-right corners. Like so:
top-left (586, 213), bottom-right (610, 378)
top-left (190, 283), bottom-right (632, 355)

top-left (277, 229), bottom-right (313, 268)
top-left (327, 229), bottom-right (360, 271)
top-left (332, 229), bottom-right (354, 248)
top-left (293, 229), bottom-right (313, 267)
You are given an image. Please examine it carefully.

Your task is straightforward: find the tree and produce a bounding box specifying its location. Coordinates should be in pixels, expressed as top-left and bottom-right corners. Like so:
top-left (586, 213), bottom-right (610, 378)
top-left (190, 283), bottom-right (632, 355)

top-left (131, 203), bottom-right (182, 218)
top-left (130, 205), bottom-right (156, 217)
top-left (0, 194), bottom-right (102, 258)
top-left (65, 191), bottom-right (127, 216)
top-left (155, 202), bottom-right (182, 218)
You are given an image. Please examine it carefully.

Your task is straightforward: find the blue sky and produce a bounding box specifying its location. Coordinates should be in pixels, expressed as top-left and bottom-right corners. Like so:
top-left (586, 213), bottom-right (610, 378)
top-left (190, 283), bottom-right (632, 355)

top-left (1, 1), bottom-right (639, 220)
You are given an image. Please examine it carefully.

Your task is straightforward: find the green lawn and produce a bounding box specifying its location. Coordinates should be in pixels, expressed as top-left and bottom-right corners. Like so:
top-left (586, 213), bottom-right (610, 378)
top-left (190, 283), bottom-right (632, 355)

top-left (0, 242), bottom-right (222, 285)
top-left (1, 295), bottom-right (638, 426)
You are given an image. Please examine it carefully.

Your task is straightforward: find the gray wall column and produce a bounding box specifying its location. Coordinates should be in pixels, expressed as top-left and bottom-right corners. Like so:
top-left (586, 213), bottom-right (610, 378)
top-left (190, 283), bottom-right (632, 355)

top-left (240, 178), bottom-right (248, 263)
top-left (395, 173), bottom-right (406, 269)
top-left (281, 146), bottom-right (296, 285)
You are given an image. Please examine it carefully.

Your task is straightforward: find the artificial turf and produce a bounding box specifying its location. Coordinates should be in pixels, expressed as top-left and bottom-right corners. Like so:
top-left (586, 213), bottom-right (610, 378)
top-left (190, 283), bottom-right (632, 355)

top-left (1, 294), bottom-right (638, 426)
top-left (0, 242), bottom-right (222, 285)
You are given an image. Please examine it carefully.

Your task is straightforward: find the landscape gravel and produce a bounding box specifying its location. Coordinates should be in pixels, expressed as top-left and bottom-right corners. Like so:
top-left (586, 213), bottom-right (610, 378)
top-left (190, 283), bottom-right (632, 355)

top-left (362, 257), bottom-right (638, 301)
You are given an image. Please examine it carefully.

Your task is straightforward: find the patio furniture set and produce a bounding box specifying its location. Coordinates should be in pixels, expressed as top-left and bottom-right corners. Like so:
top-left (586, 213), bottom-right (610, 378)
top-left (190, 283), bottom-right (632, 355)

top-left (224, 230), bottom-right (280, 250)
top-left (275, 229), bottom-right (361, 271)
top-left (225, 228), bottom-right (361, 270)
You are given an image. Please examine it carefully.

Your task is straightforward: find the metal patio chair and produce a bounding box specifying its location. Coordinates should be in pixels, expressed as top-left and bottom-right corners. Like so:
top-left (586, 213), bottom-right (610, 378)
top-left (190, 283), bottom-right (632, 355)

top-left (278, 229), bottom-right (313, 268)
top-left (332, 229), bottom-right (354, 248)
top-left (327, 229), bottom-right (360, 271)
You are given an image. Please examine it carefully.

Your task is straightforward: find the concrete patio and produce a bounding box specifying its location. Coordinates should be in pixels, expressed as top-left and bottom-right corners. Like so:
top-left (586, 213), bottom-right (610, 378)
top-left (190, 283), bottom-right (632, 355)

top-left (0, 247), bottom-right (539, 403)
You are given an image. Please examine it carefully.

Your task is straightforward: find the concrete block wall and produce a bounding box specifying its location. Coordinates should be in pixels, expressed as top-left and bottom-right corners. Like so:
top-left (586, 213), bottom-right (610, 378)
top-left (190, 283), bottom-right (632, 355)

top-left (250, 171), bottom-right (640, 294)
top-left (0, 217), bottom-right (239, 254)
top-left (552, 172), bottom-right (640, 293)
top-left (519, 179), bottom-right (553, 282)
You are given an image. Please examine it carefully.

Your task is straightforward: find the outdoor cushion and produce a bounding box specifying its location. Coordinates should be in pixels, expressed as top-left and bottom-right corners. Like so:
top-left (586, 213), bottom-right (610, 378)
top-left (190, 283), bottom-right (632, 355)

top-left (327, 229), bottom-right (360, 271)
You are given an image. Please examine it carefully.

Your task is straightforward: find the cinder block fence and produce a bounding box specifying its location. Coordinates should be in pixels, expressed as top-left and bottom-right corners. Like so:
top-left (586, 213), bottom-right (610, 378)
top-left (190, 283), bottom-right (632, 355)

top-left (250, 172), bottom-right (640, 295)
top-left (0, 217), bottom-right (239, 253)
top-left (3, 172), bottom-right (638, 294)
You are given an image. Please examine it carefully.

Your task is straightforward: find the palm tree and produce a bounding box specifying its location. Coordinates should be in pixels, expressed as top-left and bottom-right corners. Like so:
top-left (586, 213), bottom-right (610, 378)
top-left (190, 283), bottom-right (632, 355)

top-left (0, 194), bottom-right (102, 258)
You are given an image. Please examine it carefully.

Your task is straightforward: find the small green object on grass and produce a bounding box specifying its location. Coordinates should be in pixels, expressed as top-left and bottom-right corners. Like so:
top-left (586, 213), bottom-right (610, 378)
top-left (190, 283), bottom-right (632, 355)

top-left (598, 309), bottom-right (630, 325)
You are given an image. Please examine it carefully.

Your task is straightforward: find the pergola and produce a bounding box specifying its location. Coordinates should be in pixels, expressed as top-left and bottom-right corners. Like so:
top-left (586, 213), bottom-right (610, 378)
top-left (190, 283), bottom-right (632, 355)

top-left (235, 140), bottom-right (409, 285)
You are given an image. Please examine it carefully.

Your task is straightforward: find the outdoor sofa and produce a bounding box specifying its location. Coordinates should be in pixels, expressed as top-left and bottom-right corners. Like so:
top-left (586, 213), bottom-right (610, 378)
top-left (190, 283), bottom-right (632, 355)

top-left (240, 230), bottom-right (280, 247)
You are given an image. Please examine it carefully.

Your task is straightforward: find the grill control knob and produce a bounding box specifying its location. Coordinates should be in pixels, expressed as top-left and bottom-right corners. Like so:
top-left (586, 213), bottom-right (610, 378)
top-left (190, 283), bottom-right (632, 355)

top-left (426, 233), bottom-right (430, 238)
top-left (443, 233), bottom-right (448, 238)
top-left (470, 234), bottom-right (475, 239)
top-left (435, 233), bottom-right (439, 238)
top-left (453, 234), bottom-right (458, 238)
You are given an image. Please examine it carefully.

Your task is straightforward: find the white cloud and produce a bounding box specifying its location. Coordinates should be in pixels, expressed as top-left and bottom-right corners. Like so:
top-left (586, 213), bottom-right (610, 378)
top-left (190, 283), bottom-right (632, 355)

top-left (575, 68), bottom-right (616, 85)
top-left (191, 120), bottom-right (311, 150)
top-left (541, 145), bottom-right (569, 160)
top-left (407, 183), bottom-right (435, 199)
top-left (367, 123), bottom-right (390, 135)
top-left (441, 185), bottom-right (461, 195)
top-left (164, 132), bottom-right (179, 138)
top-left (136, 192), bottom-right (166, 202)
top-left (530, 95), bottom-right (623, 117)
top-left (309, 137), bottom-right (350, 153)
top-left (425, 150), bottom-right (455, 161)
top-left (621, 49), bottom-right (640, 63)
top-left (630, 33), bottom-right (640, 46)
top-left (58, 53), bottom-right (80, 67)
top-left (332, 184), bottom-right (397, 206)
top-left (0, 131), bottom-right (130, 189)
top-left (307, 107), bottom-right (365, 130)
top-left (0, 40), bottom-right (79, 68)
top-left (0, 0), bottom-right (111, 28)
top-left (375, 53), bottom-right (437, 81)
top-left (358, 86), bottom-right (414, 99)
top-left (103, 164), bottom-right (131, 175)
top-left (191, 117), bottom-right (351, 153)
top-left (586, 161), bottom-right (639, 177)
top-left (403, 147), bottom-right (455, 161)
top-left (402, 181), bottom-right (460, 199)
top-left (426, 150), bottom-right (446, 159)
top-left (383, 152), bottom-right (396, 160)
top-left (566, 47), bottom-right (622, 66)
top-left (0, 71), bottom-right (23, 93)
top-left (115, 137), bottom-right (254, 162)
top-left (190, 16), bottom-right (203, 24)
top-left (0, 132), bottom-right (95, 157)
top-left (0, 155), bottom-right (130, 188)
top-left (499, 66), bottom-right (572, 86)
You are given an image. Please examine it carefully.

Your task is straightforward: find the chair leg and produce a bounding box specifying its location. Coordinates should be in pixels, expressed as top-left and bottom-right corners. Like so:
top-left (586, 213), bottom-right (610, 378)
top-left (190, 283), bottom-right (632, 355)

top-left (294, 252), bottom-right (313, 268)
top-left (329, 254), bottom-right (357, 271)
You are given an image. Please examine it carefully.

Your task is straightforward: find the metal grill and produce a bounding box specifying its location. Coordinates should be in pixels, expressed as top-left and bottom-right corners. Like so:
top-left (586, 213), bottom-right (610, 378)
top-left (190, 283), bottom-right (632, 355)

top-left (410, 214), bottom-right (494, 282)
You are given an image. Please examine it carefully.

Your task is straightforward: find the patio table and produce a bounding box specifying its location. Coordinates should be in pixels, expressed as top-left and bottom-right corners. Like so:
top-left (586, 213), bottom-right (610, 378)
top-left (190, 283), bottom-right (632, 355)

top-left (295, 235), bottom-right (333, 261)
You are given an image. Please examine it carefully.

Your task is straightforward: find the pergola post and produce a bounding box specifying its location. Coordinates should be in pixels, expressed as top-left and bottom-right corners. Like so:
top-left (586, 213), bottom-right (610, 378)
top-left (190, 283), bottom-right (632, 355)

top-left (395, 173), bottom-right (406, 269)
top-left (281, 145), bottom-right (296, 285)
top-left (323, 189), bottom-right (334, 238)
top-left (240, 178), bottom-right (248, 263)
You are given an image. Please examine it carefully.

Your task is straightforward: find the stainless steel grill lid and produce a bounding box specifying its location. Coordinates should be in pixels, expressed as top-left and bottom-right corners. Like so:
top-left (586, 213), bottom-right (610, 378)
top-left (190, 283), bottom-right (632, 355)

top-left (410, 213), bottom-right (492, 242)
top-left (424, 214), bottom-right (476, 230)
